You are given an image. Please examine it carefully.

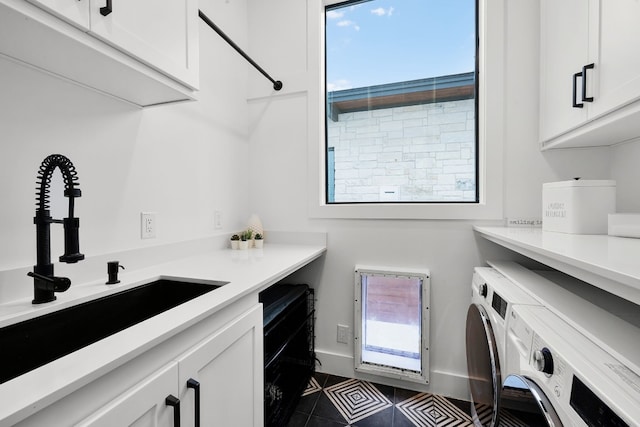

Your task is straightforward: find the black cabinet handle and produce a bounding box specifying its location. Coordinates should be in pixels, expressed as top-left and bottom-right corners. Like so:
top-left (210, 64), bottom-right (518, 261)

top-left (99, 0), bottom-right (112, 16)
top-left (582, 63), bottom-right (595, 102)
top-left (187, 378), bottom-right (201, 427)
top-left (572, 71), bottom-right (584, 108)
top-left (166, 395), bottom-right (181, 427)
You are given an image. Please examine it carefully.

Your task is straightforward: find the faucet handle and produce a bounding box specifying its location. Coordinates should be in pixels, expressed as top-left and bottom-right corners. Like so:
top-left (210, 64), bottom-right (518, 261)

top-left (27, 271), bottom-right (71, 292)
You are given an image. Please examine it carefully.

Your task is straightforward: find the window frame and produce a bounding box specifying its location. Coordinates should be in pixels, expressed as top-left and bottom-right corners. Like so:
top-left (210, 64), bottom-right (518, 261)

top-left (325, 0), bottom-right (479, 205)
top-left (307, 0), bottom-right (505, 219)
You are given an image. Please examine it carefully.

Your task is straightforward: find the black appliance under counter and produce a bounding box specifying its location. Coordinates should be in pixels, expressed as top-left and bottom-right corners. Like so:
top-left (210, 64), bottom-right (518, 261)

top-left (259, 283), bottom-right (315, 427)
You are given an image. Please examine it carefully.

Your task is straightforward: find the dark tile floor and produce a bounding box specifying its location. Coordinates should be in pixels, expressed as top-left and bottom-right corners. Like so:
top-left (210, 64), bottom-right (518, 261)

top-left (286, 373), bottom-right (476, 427)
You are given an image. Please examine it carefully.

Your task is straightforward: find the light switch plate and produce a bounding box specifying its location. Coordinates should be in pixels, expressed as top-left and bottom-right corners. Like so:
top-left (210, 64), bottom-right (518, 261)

top-left (337, 324), bottom-right (349, 344)
top-left (214, 210), bottom-right (222, 229)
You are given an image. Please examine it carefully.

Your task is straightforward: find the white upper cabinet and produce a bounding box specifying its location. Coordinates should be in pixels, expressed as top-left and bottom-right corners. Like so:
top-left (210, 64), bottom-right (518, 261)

top-left (589, 1), bottom-right (640, 118)
top-left (88, 0), bottom-right (199, 90)
top-left (26, 0), bottom-right (89, 29)
top-left (539, 0), bottom-right (589, 144)
top-left (1, 0), bottom-right (198, 106)
top-left (539, 0), bottom-right (640, 149)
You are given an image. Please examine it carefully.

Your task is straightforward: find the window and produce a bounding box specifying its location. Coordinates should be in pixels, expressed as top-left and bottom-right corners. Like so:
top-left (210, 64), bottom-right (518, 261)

top-left (308, 0), bottom-right (505, 220)
top-left (325, 0), bottom-right (478, 204)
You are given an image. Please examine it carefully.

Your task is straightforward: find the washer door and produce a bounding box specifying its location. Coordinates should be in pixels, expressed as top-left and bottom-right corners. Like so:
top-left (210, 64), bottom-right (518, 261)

top-left (466, 304), bottom-right (501, 427)
top-left (499, 375), bottom-right (563, 426)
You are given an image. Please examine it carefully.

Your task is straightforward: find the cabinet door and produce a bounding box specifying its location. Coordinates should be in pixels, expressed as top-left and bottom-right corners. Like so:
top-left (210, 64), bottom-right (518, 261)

top-left (76, 363), bottom-right (180, 427)
top-left (26, 0), bottom-right (89, 29)
top-left (88, 0), bottom-right (199, 89)
top-left (539, 0), bottom-right (589, 142)
top-left (589, 0), bottom-right (640, 118)
top-left (177, 305), bottom-right (264, 427)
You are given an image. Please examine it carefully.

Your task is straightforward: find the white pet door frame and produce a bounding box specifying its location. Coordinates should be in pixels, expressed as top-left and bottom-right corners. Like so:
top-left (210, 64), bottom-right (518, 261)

top-left (354, 266), bottom-right (430, 383)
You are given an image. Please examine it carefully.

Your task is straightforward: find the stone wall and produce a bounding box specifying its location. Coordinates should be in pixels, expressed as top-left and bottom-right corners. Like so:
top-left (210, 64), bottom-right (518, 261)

top-left (327, 99), bottom-right (476, 202)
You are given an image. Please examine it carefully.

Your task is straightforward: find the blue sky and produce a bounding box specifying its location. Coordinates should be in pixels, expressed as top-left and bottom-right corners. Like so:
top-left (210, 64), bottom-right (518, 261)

top-left (326, 0), bottom-right (475, 91)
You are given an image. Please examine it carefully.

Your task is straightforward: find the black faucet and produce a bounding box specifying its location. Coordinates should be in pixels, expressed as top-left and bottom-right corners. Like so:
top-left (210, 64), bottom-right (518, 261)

top-left (29, 154), bottom-right (85, 304)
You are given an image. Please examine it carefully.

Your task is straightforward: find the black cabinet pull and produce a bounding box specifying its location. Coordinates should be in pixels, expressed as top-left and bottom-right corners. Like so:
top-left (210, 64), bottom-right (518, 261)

top-left (166, 395), bottom-right (181, 427)
top-left (187, 378), bottom-right (201, 427)
top-left (582, 63), bottom-right (595, 102)
top-left (573, 71), bottom-right (584, 108)
top-left (99, 0), bottom-right (112, 16)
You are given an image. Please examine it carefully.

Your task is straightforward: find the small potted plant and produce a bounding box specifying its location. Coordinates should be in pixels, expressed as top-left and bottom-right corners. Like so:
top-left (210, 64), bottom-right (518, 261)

top-left (239, 229), bottom-right (253, 249)
top-left (230, 234), bottom-right (240, 250)
top-left (254, 233), bottom-right (264, 249)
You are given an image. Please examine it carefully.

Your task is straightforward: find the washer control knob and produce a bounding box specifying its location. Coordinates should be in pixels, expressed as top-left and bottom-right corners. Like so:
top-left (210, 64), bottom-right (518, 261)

top-left (479, 283), bottom-right (488, 298)
top-left (533, 347), bottom-right (554, 375)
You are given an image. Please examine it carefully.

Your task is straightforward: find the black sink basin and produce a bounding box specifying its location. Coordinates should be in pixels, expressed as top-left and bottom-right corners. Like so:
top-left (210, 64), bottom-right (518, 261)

top-left (0, 278), bottom-right (226, 384)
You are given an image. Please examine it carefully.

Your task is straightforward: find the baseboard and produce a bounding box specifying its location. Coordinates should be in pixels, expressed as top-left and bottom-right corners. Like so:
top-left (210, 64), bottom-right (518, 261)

top-left (315, 348), bottom-right (470, 402)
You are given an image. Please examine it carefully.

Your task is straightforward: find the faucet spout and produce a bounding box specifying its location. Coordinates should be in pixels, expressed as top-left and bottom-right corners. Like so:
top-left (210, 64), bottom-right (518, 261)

top-left (30, 154), bottom-right (84, 304)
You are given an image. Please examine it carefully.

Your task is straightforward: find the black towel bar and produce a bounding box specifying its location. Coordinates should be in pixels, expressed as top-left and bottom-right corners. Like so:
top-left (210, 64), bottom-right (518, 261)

top-left (198, 9), bottom-right (283, 91)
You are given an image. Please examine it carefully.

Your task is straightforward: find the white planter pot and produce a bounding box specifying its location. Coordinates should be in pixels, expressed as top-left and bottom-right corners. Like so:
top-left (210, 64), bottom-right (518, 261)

top-left (254, 239), bottom-right (263, 249)
top-left (230, 240), bottom-right (239, 250)
top-left (239, 240), bottom-right (249, 250)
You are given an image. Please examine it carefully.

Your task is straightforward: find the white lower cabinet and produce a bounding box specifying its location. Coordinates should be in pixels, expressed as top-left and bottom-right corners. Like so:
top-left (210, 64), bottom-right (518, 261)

top-left (76, 363), bottom-right (180, 427)
top-left (177, 304), bottom-right (264, 427)
top-left (74, 304), bottom-right (263, 427)
top-left (15, 302), bottom-right (263, 427)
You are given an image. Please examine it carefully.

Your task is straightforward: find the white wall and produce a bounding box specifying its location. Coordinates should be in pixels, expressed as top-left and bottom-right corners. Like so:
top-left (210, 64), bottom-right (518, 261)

top-left (247, 0), bottom-right (610, 399)
top-left (611, 139), bottom-right (640, 212)
top-left (0, 0), bottom-right (251, 292)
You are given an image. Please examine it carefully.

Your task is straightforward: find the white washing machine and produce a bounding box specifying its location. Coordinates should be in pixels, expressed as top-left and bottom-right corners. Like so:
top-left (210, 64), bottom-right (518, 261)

top-left (465, 267), bottom-right (540, 427)
top-left (489, 260), bottom-right (640, 377)
top-left (503, 304), bottom-right (640, 426)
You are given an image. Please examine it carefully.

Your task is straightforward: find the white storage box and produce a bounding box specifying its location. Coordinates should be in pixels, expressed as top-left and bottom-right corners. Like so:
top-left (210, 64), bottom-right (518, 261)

top-left (608, 213), bottom-right (640, 238)
top-left (542, 179), bottom-right (616, 234)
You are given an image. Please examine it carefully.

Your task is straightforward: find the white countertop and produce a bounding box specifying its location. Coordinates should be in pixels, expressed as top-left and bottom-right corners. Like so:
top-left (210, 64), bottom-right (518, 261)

top-left (474, 226), bottom-right (640, 305)
top-left (0, 240), bottom-right (326, 426)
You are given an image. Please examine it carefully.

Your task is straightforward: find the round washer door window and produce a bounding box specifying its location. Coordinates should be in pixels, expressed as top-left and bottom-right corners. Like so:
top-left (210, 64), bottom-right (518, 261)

top-left (466, 303), bottom-right (501, 427)
top-left (499, 375), bottom-right (563, 426)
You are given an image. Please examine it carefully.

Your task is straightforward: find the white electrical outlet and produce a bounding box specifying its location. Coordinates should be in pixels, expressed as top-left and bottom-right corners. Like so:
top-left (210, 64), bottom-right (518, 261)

top-left (214, 210), bottom-right (222, 229)
top-left (337, 324), bottom-right (349, 344)
top-left (141, 212), bottom-right (156, 239)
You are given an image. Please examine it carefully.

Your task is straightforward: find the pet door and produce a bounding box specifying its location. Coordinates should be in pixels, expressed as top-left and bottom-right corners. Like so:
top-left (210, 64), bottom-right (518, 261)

top-left (354, 266), bottom-right (430, 383)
